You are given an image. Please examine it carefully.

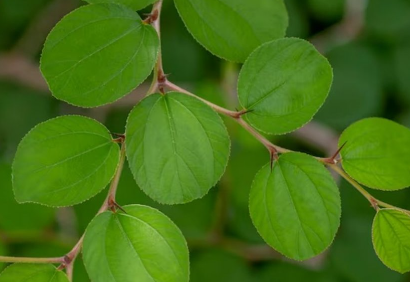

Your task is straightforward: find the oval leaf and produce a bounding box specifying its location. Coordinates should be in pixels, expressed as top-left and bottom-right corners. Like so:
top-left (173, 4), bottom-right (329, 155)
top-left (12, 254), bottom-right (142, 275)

top-left (40, 3), bottom-right (159, 107)
top-left (339, 117), bottom-right (410, 190)
top-left (238, 38), bottom-right (333, 134)
top-left (84, 0), bottom-right (156, 10)
top-left (126, 92), bottom-right (230, 204)
top-left (83, 204), bottom-right (189, 282)
top-left (249, 152), bottom-right (341, 260)
top-left (372, 208), bottom-right (410, 273)
top-left (0, 264), bottom-right (69, 282)
top-left (173, 0), bottom-right (288, 62)
top-left (12, 115), bottom-right (120, 207)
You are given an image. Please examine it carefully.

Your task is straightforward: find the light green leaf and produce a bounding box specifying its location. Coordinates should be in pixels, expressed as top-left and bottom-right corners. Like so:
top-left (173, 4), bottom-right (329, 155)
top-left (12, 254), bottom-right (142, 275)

top-left (173, 0), bottom-right (288, 62)
top-left (83, 204), bottom-right (189, 282)
top-left (249, 152), bottom-right (341, 260)
top-left (12, 115), bottom-right (120, 207)
top-left (339, 117), bottom-right (410, 190)
top-left (84, 0), bottom-right (156, 10)
top-left (0, 163), bottom-right (54, 232)
top-left (126, 92), bottom-right (230, 204)
top-left (40, 3), bottom-right (159, 107)
top-left (372, 208), bottom-right (410, 273)
top-left (238, 38), bottom-right (333, 134)
top-left (0, 264), bottom-right (69, 282)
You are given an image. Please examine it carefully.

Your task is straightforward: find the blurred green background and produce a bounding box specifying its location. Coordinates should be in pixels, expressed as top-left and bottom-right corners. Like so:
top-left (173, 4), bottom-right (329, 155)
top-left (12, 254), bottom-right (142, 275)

top-left (1, 0), bottom-right (410, 281)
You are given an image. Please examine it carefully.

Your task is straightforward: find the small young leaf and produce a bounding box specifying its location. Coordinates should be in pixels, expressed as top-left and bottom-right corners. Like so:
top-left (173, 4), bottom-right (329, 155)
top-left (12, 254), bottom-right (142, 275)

top-left (372, 208), bottom-right (410, 273)
top-left (84, 0), bottom-right (156, 11)
top-left (126, 92), bottom-right (230, 204)
top-left (173, 0), bottom-right (288, 62)
top-left (0, 264), bottom-right (69, 282)
top-left (12, 115), bottom-right (120, 207)
top-left (40, 3), bottom-right (159, 107)
top-left (238, 38), bottom-right (333, 134)
top-left (82, 205), bottom-right (189, 282)
top-left (339, 118), bottom-right (410, 190)
top-left (249, 152), bottom-right (341, 260)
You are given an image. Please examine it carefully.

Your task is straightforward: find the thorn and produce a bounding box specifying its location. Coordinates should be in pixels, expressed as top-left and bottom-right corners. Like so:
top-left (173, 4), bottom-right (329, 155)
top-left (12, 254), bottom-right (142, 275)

top-left (323, 141), bottom-right (347, 164)
top-left (234, 109), bottom-right (254, 119)
top-left (142, 9), bottom-right (159, 24)
top-left (108, 198), bottom-right (127, 214)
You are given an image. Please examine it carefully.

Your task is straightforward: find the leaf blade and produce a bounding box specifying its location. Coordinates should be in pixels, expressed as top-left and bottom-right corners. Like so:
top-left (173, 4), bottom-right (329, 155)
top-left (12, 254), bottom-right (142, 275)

top-left (372, 208), bottom-right (410, 273)
top-left (40, 3), bottom-right (159, 107)
top-left (238, 38), bottom-right (333, 134)
top-left (12, 115), bottom-right (120, 207)
top-left (82, 205), bottom-right (189, 282)
top-left (0, 264), bottom-right (69, 282)
top-left (249, 152), bottom-right (341, 260)
top-left (173, 0), bottom-right (288, 62)
top-left (339, 117), bottom-right (410, 190)
top-left (125, 92), bottom-right (230, 204)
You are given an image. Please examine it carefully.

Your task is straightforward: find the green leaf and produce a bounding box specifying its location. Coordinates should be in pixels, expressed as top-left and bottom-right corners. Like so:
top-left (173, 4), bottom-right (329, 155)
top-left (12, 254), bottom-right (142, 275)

top-left (83, 204), bottom-right (189, 282)
top-left (238, 38), bottom-right (333, 134)
top-left (0, 264), bottom-right (69, 282)
top-left (84, 0), bottom-right (156, 10)
top-left (12, 115), bottom-right (120, 207)
top-left (173, 0), bottom-right (288, 62)
top-left (40, 3), bottom-right (159, 107)
top-left (339, 117), bottom-right (410, 190)
top-left (372, 208), bottom-right (410, 273)
top-left (249, 152), bottom-right (341, 260)
top-left (126, 92), bottom-right (230, 204)
top-left (0, 163), bottom-right (55, 232)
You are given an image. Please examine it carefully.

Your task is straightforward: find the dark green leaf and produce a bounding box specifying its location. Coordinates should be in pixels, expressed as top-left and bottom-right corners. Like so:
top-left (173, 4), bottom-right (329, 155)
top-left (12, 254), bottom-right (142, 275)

top-left (126, 92), bottom-right (230, 204)
top-left (173, 0), bottom-right (288, 62)
top-left (238, 38), bottom-right (333, 134)
top-left (83, 205), bottom-right (189, 282)
top-left (249, 152), bottom-right (341, 260)
top-left (12, 115), bottom-right (120, 207)
top-left (40, 3), bottom-right (159, 107)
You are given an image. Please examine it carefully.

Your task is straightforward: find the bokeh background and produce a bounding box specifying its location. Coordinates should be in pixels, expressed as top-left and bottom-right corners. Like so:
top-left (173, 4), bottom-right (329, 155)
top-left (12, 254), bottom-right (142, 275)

top-left (1, 0), bottom-right (410, 281)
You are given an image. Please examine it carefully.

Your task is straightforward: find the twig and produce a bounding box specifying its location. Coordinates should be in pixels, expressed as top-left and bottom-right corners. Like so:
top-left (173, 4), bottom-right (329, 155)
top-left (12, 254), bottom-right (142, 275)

top-left (145, 0), bottom-right (165, 95)
top-left (0, 256), bottom-right (64, 264)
